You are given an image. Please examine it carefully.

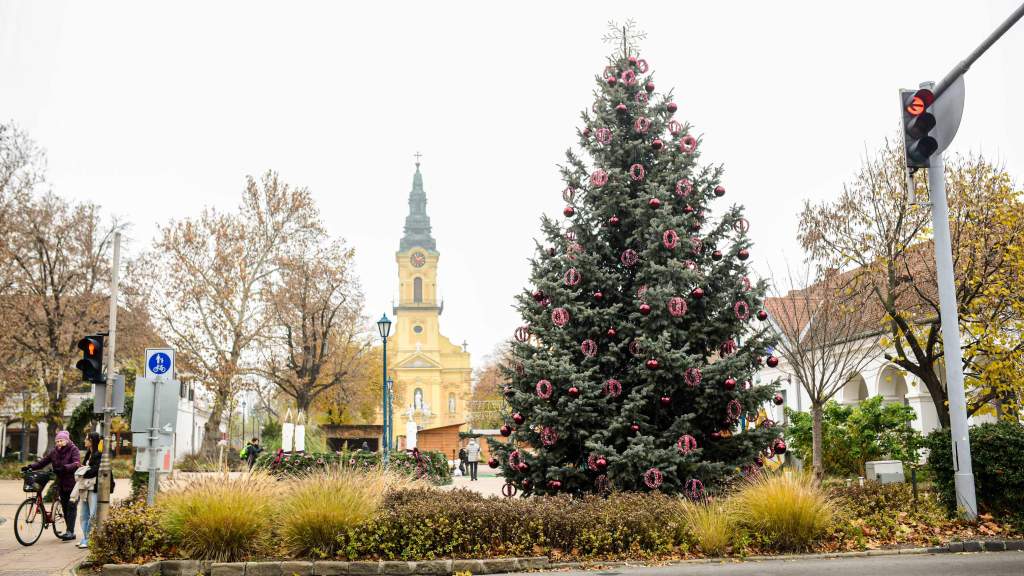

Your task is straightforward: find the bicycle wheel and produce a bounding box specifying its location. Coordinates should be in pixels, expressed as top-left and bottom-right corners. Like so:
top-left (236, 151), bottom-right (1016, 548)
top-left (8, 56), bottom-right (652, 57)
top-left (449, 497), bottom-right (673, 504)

top-left (50, 498), bottom-right (69, 539)
top-left (14, 498), bottom-right (44, 546)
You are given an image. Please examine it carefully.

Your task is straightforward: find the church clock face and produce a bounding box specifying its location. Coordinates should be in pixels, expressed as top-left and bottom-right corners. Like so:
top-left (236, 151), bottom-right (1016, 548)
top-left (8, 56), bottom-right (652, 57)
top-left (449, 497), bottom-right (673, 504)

top-left (410, 251), bottom-right (426, 268)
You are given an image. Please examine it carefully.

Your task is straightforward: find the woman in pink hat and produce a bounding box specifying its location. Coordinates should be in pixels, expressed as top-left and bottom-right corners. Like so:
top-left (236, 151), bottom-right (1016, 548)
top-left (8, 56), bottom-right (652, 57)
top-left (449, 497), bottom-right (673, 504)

top-left (23, 430), bottom-right (81, 541)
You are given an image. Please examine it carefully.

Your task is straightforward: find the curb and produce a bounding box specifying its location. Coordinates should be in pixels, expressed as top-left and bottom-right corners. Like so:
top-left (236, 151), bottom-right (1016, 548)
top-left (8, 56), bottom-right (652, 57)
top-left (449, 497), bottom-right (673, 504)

top-left (98, 541), bottom-right (1024, 576)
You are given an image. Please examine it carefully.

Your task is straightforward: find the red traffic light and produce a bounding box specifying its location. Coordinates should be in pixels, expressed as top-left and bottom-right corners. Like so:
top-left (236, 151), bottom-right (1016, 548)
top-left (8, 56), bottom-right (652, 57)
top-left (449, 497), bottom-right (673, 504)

top-left (906, 89), bottom-right (934, 117)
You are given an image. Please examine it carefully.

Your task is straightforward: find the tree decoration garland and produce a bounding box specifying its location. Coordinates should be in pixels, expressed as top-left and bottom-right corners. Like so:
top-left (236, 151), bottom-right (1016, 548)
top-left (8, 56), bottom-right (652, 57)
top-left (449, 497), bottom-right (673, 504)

top-left (595, 474), bottom-right (611, 494)
top-left (535, 379), bottom-right (554, 399)
top-left (662, 229), bottom-right (679, 249)
top-left (668, 296), bottom-right (687, 317)
top-left (668, 120), bottom-right (682, 135)
top-left (636, 284), bottom-right (649, 301)
top-left (636, 59), bottom-right (649, 73)
top-left (620, 69), bottom-right (637, 85)
top-left (620, 248), bottom-right (639, 267)
top-left (635, 91), bottom-right (648, 104)
top-left (643, 467), bottom-right (664, 489)
top-left (677, 434), bottom-right (698, 454)
top-left (720, 338), bottom-right (738, 356)
top-left (596, 128), bottom-right (613, 145)
top-left (587, 453), bottom-right (602, 471)
top-left (742, 276), bottom-right (753, 291)
top-left (551, 307), bottom-right (570, 327)
top-left (501, 482), bottom-right (517, 498)
top-left (514, 326), bottom-right (530, 342)
top-left (679, 135), bottom-right (698, 154)
top-left (690, 236), bottom-right (703, 254)
top-left (684, 259), bottom-right (698, 271)
top-left (685, 478), bottom-right (705, 500)
top-left (629, 163), bottom-right (646, 181)
top-left (684, 367), bottom-right (703, 388)
top-left (566, 242), bottom-right (583, 261)
top-left (541, 426), bottom-right (559, 446)
top-left (734, 217), bottom-right (750, 234)
top-left (564, 229), bottom-right (577, 242)
top-left (580, 339), bottom-right (597, 358)
top-left (734, 301), bottom-right (750, 320)
top-left (562, 187), bottom-right (576, 203)
top-left (591, 169), bottom-right (609, 187)
top-left (603, 378), bottom-right (623, 398)
top-left (508, 449), bottom-right (524, 469)
top-left (628, 339), bottom-right (643, 357)
top-left (633, 116), bottom-right (651, 133)
top-left (564, 267), bottom-right (582, 286)
top-left (727, 399), bottom-right (743, 421)
top-left (675, 178), bottom-right (693, 197)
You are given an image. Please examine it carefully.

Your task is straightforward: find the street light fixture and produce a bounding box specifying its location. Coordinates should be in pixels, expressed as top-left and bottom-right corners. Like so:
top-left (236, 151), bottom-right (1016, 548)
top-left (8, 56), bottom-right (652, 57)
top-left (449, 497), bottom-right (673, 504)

top-left (377, 314), bottom-right (392, 462)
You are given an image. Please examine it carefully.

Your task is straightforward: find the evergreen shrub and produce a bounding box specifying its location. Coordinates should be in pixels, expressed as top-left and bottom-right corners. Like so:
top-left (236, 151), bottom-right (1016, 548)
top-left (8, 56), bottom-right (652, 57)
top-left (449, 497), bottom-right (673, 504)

top-left (88, 499), bottom-right (172, 565)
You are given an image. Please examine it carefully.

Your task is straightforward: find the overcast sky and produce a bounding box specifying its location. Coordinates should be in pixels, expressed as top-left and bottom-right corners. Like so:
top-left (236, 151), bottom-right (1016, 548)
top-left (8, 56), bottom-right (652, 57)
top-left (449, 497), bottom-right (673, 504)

top-left (2, 1), bottom-right (1022, 371)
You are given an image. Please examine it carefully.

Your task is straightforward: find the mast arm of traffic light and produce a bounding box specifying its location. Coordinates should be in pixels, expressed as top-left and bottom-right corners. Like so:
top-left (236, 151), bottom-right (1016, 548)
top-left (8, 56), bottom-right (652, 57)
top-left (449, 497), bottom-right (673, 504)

top-left (934, 2), bottom-right (1024, 100)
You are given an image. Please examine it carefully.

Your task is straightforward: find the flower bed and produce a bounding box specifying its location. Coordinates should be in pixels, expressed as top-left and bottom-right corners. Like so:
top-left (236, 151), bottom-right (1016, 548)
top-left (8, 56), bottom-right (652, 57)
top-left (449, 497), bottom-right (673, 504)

top-left (254, 450), bottom-right (452, 485)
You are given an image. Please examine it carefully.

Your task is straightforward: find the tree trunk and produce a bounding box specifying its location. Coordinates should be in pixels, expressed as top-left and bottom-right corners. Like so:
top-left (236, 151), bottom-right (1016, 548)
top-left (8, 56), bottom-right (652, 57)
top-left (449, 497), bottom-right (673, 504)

top-left (45, 386), bottom-right (63, 452)
top-left (918, 368), bottom-right (951, 429)
top-left (811, 402), bottom-right (824, 478)
top-left (200, 393), bottom-right (228, 458)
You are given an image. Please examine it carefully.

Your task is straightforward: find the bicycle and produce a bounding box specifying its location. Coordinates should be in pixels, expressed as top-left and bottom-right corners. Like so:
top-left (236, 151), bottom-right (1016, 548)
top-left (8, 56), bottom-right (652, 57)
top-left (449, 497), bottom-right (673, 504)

top-left (14, 470), bottom-right (69, 546)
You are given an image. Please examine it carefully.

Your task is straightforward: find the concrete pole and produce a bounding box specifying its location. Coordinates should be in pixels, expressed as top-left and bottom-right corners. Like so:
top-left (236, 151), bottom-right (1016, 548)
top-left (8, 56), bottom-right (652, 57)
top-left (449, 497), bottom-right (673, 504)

top-left (95, 231), bottom-right (120, 528)
top-left (926, 138), bottom-right (978, 519)
top-left (147, 376), bottom-right (162, 506)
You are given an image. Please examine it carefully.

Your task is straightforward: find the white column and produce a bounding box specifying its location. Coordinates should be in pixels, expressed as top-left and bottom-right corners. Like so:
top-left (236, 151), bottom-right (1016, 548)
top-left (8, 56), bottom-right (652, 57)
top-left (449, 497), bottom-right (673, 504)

top-left (0, 421), bottom-right (7, 459)
top-left (36, 422), bottom-right (48, 455)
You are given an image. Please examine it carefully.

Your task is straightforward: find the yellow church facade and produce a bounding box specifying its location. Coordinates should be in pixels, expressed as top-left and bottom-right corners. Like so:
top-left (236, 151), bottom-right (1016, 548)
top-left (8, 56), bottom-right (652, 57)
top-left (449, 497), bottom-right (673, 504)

top-left (388, 161), bottom-right (472, 451)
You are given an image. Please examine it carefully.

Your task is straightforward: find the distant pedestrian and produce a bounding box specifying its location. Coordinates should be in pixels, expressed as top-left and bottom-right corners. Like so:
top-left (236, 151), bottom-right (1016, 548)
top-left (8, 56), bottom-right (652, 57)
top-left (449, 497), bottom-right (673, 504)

top-left (24, 430), bottom-right (80, 541)
top-left (361, 441), bottom-right (370, 452)
top-left (75, 432), bottom-right (114, 548)
top-left (241, 438), bottom-right (262, 470)
top-left (458, 445), bottom-right (468, 476)
top-left (466, 438), bottom-right (481, 481)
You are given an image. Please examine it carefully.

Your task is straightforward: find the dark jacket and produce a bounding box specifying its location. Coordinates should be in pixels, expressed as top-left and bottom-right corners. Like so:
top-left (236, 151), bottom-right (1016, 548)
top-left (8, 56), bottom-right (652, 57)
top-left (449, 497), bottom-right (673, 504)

top-left (30, 443), bottom-right (81, 492)
top-left (245, 443), bottom-right (263, 462)
top-left (81, 448), bottom-right (115, 492)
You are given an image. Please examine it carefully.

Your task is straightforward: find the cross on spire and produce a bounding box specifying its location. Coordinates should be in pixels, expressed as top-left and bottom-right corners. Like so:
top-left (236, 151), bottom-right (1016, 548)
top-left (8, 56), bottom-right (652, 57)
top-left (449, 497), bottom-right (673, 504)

top-left (414, 151), bottom-right (423, 166)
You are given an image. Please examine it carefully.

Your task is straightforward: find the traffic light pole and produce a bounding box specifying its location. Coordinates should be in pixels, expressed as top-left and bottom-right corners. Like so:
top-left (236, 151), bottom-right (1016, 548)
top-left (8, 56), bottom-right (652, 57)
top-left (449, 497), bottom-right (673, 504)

top-left (933, 2), bottom-right (1024, 100)
top-left (925, 142), bottom-right (978, 519)
top-left (95, 231), bottom-right (121, 528)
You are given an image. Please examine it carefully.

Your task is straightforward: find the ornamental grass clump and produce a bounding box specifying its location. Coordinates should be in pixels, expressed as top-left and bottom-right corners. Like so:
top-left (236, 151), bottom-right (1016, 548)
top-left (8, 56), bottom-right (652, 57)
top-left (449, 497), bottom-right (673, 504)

top-left (678, 500), bottom-right (732, 556)
top-left (279, 466), bottom-right (416, 558)
top-left (729, 471), bottom-right (834, 551)
top-left (158, 472), bottom-right (279, 562)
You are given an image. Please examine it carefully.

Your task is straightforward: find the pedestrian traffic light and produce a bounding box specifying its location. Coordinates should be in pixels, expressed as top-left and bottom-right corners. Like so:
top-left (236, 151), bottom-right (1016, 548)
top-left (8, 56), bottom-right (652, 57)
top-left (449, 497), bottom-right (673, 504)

top-left (901, 88), bottom-right (937, 169)
top-left (76, 335), bottom-right (104, 384)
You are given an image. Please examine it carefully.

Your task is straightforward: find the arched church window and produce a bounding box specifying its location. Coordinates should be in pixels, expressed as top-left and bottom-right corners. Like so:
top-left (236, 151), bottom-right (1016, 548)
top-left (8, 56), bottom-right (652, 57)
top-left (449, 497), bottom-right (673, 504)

top-left (414, 277), bottom-right (423, 303)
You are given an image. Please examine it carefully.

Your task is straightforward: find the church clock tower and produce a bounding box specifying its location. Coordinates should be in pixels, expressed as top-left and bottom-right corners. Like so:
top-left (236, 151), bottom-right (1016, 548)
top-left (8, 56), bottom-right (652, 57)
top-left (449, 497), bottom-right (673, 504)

top-left (391, 159), bottom-right (471, 447)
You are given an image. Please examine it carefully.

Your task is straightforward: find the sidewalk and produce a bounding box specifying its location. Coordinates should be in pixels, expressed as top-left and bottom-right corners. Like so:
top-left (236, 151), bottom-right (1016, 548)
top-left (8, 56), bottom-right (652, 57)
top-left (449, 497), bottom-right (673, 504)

top-left (0, 478), bottom-right (130, 576)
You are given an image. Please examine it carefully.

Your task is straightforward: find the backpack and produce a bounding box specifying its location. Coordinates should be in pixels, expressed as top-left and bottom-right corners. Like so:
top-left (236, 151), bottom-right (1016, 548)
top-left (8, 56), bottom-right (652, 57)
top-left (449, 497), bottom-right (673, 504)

top-left (240, 446), bottom-right (249, 458)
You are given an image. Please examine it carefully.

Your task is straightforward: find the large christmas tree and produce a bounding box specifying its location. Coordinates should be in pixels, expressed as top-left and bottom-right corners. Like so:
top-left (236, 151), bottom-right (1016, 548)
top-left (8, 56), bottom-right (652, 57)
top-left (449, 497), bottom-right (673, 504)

top-left (489, 33), bottom-right (783, 496)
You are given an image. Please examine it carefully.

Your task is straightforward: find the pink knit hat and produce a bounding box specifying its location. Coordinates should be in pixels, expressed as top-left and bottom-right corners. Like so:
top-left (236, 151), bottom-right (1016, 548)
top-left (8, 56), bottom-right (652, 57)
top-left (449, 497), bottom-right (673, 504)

top-left (55, 430), bottom-right (71, 442)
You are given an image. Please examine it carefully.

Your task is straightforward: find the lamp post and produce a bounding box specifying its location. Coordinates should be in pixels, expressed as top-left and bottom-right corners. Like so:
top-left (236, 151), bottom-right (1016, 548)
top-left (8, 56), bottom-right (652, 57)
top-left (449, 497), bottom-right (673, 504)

top-left (386, 377), bottom-right (394, 453)
top-left (241, 399), bottom-right (246, 447)
top-left (376, 314), bottom-right (392, 461)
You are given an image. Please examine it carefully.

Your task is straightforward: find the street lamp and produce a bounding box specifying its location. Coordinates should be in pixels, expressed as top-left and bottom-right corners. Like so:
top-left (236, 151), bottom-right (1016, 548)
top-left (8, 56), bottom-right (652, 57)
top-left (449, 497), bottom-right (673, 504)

top-left (386, 377), bottom-right (394, 455)
top-left (377, 314), bottom-right (392, 461)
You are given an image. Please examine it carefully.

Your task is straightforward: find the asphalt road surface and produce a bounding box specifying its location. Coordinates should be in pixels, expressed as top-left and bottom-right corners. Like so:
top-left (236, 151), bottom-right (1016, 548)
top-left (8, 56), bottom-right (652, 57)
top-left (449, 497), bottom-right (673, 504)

top-left (526, 551), bottom-right (1024, 576)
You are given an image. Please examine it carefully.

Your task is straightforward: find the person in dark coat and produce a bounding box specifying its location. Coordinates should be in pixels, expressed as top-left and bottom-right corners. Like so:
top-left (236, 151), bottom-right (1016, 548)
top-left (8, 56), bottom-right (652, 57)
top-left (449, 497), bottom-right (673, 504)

top-left (458, 445), bottom-right (468, 476)
top-left (77, 431), bottom-right (113, 548)
top-left (244, 438), bottom-right (263, 470)
top-left (24, 430), bottom-right (81, 540)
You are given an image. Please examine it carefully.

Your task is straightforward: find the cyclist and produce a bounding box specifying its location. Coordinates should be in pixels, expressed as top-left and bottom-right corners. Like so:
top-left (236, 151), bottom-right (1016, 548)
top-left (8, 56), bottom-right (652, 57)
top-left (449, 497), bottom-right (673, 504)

top-left (23, 430), bottom-right (80, 541)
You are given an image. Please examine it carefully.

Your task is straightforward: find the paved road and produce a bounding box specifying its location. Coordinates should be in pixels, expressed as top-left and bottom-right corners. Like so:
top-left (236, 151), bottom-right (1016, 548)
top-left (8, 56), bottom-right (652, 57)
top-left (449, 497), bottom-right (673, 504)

top-left (526, 551), bottom-right (1024, 576)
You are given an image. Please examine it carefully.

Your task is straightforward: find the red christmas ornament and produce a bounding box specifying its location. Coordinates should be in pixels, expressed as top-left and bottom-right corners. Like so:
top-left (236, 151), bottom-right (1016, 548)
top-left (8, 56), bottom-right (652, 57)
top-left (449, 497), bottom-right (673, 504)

top-left (548, 479), bottom-right (562, 490)
top-left (596, 456), bottom-right (608, 470)
top-left (668, 120), bottom-right (682, 135)
top-left (500, 424), bottom-right (512, 437)
top-left (628, 55), bottom-right (638, 64)
top-left (591, 169), bottom-right (609, 187)
top-left (720, 338), bottom-right (738, 356)
top-left (677, 434), bottom-right (698, 455)
top-left (620, 249), bottom-right (639, 267)
top-left (663, 229), bottom-right (679, 249)
top-left (512, 412), bottom-right (525, 425)
top-left (724, 378), bottom-right (737, 391)
top-left (773, 393), bottom-right (784, 406)
top-left (734, 217), bottom-right (750, 234)
top-left (606, 76), bottom-right (617, 86)
top-left (757, 310), bottom-right (769, 321)
top-left (637, 59), bottom-right (649, 73)
top-left (734, 301), bottom-right (750, 320)
top-left (685, 478), bottom-right (706, 500)
top-left (666, 101), bottom-right (678, 113)
top-left (518, 462), bottom-right (529, 472)
top-left (643, 468), bottom-right (664, 489)
top-left (668, 296), bottom-right (687, 317)
top-left (645, 80), bottom-right (655, 92)
top-left (551, 307), bottom-right (570, 327)
top-left (508, 449), bottom-right (524, 467)
top-left (742, 276), bottom-right (753, 291)
top-left (488, 457), bottom-right (499, 468)
top-left (580, 339), bottom-right (597, 357)
top-left (635, 91), bottom-right (649, 104)
top-left (738, 249), bottom-right (750, 261)
top-left (652, 138), bottom-right (664, 150)
top-left (568, 385), bottom-right (580, 398)
top-left (536, 379), bottom-right (554, 399)
top-left (639, 303), bottom-right (652, 316)
top-left (562, 186), bottom-right (576, 203)
top-left (620, 69), bottom-right (636, 85)
top-left (711, 431), bottom-right (722, 440)
top-left (766, 355), bottom-right (780, 368)
top-left (596, 127), bottom-right (613, 145)
top-left (503, 385), bottom-right (515, 398)
top-left (636, 284), bottom-right (648, 300)
top-left (541, 426), bottom-right (559, 446)
top-left (630, 163), bottom-right (646, 181)
top-left (608, 215), bottom-right (621, 227)
top-left (564, 267), bottom-right (581, 286)
top-left (691, 287), bottom-right (705, 299)
top-left (582, 127), bottom-right (591, 138)
top-left (682, 203), bottom-right (695, 214)
top-left (675, 178), bottom-right (693, 197)
top-left (684, 367), bottom-right (702, 388)
top-left (593, 290), bottom-right (603, 301)
top-left (628, 339), bottom-right (643, 357)
top-left (645, 358), bottom-right (660, 370)
top-left (690, 221), bottom-right (701, 232)
top-left (712, 249), bottom-right (723, 261)
top-left (633, 116), bottom-right (651, 133)
top-left (630, 423), bottom-right (641, 433)
top-left (531, 289), bottom-right (545, 302)
top-left (727, 399), bottom-right (742, 421)
top-left (684, 259), bottom-right (697, 271)
top-left (615, 102), bottom-right (628, 112)
top-left (563, 206), bottom-right (575, 217)
top-left (547, 247), bottom-right (556, 257)
top-left (603, 378), bottom-right (622, 398)
top-left (690, 236), bottom-right (703, 254)
top-left (606, 327), bottom-right (617, 338)
top-left (679, 135), bottom-right (697, 154)
top-left (773, 439), bottom-right (788, 455)
top-left (648, 197), bottom-right (661, 209)
top-left (660, 395), bottom-right (672, 407)
top-left (514, 326), bottom-right (530, 342)
top-left (714, 185), bottom-right (726, 197)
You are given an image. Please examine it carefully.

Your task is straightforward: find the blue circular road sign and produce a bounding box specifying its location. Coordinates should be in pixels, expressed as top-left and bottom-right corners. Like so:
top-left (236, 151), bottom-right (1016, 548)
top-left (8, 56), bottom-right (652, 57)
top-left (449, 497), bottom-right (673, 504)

top-left (149, 352), bottom-right (171, 375)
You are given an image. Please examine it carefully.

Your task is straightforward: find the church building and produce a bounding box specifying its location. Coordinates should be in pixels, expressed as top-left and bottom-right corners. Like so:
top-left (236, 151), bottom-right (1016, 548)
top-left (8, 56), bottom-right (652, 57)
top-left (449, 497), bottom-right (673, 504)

top-left (388, 160), bottom-right (472, 455)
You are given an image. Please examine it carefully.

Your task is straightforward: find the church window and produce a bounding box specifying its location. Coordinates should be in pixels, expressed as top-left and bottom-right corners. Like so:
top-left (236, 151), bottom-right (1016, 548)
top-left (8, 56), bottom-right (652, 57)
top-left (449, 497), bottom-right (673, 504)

top-left (413, 324), bottom-right (423, 334)
top-left (414, 277), bottom-right (423, 303)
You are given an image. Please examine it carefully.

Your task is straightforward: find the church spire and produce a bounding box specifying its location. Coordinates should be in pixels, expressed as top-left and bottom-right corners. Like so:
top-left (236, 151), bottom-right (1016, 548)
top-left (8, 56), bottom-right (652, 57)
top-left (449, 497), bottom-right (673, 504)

top-left (400, 154), bottom-right (436, 252)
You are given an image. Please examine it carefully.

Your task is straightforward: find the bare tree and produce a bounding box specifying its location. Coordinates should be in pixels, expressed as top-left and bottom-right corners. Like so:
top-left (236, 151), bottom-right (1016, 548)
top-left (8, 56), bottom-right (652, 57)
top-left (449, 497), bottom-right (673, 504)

top-left (767, 264), bottom-right (881, 477)
top-left (150, 171), bottom-right (321, 457)
top-left (258, 237), bottom-right (373, 414)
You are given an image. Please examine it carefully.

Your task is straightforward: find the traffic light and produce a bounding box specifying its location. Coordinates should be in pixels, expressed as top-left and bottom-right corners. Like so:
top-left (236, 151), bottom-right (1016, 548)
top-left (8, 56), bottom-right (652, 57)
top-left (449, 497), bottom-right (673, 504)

top-left (901, 87), bottom-right (938, 169)
top-left (76, 334), bottom-right (104, 384)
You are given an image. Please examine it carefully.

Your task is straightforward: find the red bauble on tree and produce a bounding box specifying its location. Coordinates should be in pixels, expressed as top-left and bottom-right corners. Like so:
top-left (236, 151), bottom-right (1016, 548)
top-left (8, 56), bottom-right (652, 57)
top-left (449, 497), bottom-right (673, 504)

top-left (500, 424), bottom-right (512, 437)
top-left (738, 248), bottom-right (750, 261)
top-left (563, 206), bottom-right (575, 217)
top-left (639, 303), bottom-right (652, 316)
top-left (606, 75), bottom-right (617, 85)
top-left (666, 101), bottom-right (678, 113)
top-left (714, 185), bottom-right (726, 197)
top-left (773, 438), bottom-right (787, 455)
top-left (691, 287), bottom-right (705, 299)
top-left (606, 327), bottom-right (617, 338)
top-left (712, 249), bottom-right (723, 261)
top-left (766, 355), bottom-right (779, 368)
top-left (548, 479), bottom-right (562, 490)
top-left (684, 367), bottom-right (703, 388)
top-left (531, 289), bottom-right (545, 302)
top-left (608, 214), bottom-right (620, 227)
top-left (652, 138), bottom-right (664, 150)
top-left (645, 358), bottom-right (660, 370)
top-left (593, 290), bottom-right (603, 301)
top-left (630, 423), bottom-right (641, 433)
top-left (615, 102), bottom-right (628, 112)
top-left (724, 378), bottom-right (737, 391)
top-left (660, 395), bottom-right (672, 407)
top-left (648, 197), bottom-right (661, 209)
top-left (668, 296), bottom-right (687, 317)
top-left (645, 80), bottom-right (655, 92)
top-left (773, 393), bottom-right (784, 406)
top-left (536, 379), bottom-right (554, 399)
top-left (488, 458), bottom-right (499, 469)
top-left (568, 385), bottom-right (580, 398)
top-left (512, 412), bottom-right (525, 425)
top-left (603, 378), bottom-right (622, 398)
top-left (757, 310), bottom-right (769, 321)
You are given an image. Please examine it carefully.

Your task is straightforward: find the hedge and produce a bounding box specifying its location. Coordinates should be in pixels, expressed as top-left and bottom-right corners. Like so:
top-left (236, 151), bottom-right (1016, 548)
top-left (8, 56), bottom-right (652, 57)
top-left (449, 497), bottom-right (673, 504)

top-left (254, 450), bottom-right (452, 485)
